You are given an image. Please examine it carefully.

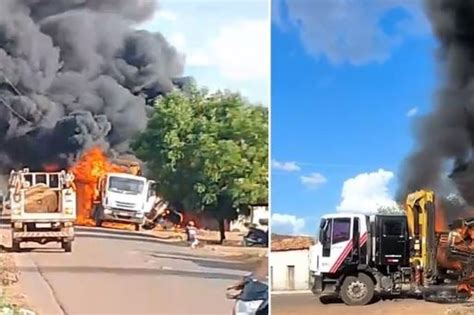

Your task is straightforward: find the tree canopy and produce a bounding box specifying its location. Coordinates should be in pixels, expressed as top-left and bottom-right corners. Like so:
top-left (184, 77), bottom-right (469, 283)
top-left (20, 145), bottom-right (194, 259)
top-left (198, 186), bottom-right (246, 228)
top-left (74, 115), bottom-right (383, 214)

top-left (132, 86), bottom-right (268, 222)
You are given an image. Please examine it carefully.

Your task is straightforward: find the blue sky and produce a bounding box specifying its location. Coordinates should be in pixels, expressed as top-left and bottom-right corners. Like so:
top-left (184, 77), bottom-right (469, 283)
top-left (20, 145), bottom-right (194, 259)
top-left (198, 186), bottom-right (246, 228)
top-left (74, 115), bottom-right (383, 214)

top-left (271, 0), bottom-right (437, 235)
top-left (139, 0), bottom-right (269, 105)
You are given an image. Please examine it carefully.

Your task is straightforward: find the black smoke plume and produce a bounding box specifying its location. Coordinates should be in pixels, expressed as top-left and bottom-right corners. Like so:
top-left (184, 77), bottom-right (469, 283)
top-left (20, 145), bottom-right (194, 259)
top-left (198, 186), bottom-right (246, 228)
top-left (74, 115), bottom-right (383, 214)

top-left (0, 0), bottom-right (185, 171)
top-left (397, 0), bottom-right (474, 205)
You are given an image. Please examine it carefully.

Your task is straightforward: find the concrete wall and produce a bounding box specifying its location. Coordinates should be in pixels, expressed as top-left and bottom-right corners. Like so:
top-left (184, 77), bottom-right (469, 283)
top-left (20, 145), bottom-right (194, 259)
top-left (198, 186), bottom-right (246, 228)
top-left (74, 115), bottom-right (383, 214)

top-left (270, 249), bottom-right (310, 291)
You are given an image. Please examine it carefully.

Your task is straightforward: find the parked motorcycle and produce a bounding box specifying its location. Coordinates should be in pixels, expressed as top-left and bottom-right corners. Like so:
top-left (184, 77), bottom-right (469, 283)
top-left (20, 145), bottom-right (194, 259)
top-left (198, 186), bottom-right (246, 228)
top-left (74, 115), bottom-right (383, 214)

top-left (226, 275), bottom-right (268, 315)
top-left (243, 227), bottom-right (268, 247)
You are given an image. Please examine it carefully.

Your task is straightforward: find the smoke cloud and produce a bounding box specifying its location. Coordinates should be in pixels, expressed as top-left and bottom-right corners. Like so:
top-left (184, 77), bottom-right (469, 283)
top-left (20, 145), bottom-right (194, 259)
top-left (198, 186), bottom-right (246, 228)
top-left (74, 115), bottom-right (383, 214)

top-left (0, 0), bottom-right (185, 171)
top-left (397, 0), bottom-right (474, 205)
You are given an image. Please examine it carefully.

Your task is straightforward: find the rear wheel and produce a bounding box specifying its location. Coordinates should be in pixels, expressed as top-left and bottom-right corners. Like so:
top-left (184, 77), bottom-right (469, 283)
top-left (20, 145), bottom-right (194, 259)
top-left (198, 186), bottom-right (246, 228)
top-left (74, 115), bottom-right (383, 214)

top-left (340, 273), bottom-right (374, 306)
top-left (62, 241), bottom-right (72, 252)
top-left (11, 240), bottom-right (20, 252)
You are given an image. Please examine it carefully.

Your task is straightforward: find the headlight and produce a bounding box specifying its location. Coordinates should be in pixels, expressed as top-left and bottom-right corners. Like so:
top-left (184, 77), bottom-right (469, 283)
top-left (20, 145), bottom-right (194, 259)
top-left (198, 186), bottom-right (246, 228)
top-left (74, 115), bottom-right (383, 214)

top-left (234, 300), bottom-right (264, 315)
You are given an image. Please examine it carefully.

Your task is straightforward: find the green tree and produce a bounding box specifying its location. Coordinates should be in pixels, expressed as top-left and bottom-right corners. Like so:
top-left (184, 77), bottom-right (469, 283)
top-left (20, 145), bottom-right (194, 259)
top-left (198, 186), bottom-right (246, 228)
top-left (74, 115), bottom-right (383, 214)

top-left (132, 86), bottom-right (268, 242)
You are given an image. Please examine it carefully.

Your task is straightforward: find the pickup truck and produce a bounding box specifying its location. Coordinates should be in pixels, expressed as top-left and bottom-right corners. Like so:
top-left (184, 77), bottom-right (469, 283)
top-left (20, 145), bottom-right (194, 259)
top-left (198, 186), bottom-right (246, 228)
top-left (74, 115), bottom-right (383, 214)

top-left (7, 169), bottom-right (76, 252)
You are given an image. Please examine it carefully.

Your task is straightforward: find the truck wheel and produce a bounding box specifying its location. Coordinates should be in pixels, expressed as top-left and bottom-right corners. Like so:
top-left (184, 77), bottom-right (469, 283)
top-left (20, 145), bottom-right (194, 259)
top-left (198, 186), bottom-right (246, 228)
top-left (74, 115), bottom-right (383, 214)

top-left (340, 273), bottom-right (374, 306)
top-left (11, 241), bottom-right (20, 252)
top-left (94, 206), bottom-right (104, 227)
top-left (62, 241), bottom-right (72, 253)
top-left (134, 224), bottom-right (141, 231)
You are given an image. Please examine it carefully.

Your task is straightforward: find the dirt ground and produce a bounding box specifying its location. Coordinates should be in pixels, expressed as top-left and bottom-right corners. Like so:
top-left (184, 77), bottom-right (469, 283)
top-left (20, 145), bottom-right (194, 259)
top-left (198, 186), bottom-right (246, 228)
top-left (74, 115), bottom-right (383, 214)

top-left (0, 252), bottom-right (33, 314)
top-left (271, 293), bottom-right (474, 315)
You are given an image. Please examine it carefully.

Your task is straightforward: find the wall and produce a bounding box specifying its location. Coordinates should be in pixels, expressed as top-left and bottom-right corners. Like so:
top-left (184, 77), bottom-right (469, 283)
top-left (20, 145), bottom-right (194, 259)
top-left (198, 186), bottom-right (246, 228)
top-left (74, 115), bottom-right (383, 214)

top-left (270, 249), bottom-right (310, 291)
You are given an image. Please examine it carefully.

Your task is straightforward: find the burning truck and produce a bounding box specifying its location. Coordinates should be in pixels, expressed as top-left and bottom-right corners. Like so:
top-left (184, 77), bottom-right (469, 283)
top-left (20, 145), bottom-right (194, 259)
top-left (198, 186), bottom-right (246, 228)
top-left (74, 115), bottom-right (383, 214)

top-left (309, 190), bottom-right (474, 305)
top-left (71, 148), bottom-right (161, 231)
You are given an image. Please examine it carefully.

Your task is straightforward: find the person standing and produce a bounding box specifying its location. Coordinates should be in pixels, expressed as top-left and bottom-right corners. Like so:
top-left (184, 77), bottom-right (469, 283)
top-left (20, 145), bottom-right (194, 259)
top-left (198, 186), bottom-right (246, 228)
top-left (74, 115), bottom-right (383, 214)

top-left (186, 221), bottom-right (199, 248)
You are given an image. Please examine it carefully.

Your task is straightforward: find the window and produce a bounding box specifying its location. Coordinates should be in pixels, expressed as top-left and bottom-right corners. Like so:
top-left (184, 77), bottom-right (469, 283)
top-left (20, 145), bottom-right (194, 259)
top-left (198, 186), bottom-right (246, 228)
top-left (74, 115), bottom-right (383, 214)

top-left (383, 220), bottom-right (403, 237)
top-left (35, 174), bottom-right (47, 185)
top-left (332, 218), bottom-right (351, 244)
top-left (319, 219), bottom-right (332, 244)
top-left (49, 175), bottom-right (59, 188)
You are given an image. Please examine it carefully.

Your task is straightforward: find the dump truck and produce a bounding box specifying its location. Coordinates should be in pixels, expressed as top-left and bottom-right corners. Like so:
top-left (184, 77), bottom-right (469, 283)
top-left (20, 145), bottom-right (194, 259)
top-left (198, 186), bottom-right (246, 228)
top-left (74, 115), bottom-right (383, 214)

top-left (309, 189), bottom-right (474, 305)
top-left (92, 171), bottom-right (157, 231)
top-left (6, 168), bottom-right (76, 252)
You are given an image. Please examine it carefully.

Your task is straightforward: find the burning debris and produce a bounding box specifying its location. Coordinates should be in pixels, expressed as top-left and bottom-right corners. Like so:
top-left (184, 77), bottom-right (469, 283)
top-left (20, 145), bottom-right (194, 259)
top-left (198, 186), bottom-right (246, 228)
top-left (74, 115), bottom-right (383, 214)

top-left (0, 0), bottom-right (186, 172)
top-left (397, 0), bottom-right (474, 206)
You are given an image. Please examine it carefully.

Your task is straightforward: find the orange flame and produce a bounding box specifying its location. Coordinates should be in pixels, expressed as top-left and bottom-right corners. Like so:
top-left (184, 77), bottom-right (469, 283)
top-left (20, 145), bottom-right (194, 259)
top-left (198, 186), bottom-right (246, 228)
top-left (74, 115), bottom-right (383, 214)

top-left (70, 148), bottom-right (124, 226)
top-left (435, 202), bottom-right (447, 232)
top-left (43, 163), bottom-right (60, 172)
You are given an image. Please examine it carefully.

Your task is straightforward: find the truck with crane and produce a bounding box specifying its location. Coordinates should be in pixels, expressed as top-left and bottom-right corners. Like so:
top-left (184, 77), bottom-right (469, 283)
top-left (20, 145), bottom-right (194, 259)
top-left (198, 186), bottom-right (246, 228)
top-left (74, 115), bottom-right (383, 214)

top-left (309, 189), bottom-right (474, 305)
top-left (6, 168), bottom-right (77, 252)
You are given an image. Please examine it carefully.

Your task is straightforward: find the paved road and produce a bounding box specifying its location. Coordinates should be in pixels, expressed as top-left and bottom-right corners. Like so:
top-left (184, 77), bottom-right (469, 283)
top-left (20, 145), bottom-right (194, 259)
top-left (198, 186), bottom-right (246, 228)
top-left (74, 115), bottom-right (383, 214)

top-left (271, 293), bottom-right (471, 315)
top-left (3, 226), bottom-right (252, 315)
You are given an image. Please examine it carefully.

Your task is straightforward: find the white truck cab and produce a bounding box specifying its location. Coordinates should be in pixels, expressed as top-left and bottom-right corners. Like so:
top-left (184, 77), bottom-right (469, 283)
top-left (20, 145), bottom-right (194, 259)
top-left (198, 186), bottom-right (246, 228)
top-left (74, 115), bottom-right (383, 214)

top-left (310, 213), bottom-right (370, 276)
top-left (93, 173), bottom-right (157, 230)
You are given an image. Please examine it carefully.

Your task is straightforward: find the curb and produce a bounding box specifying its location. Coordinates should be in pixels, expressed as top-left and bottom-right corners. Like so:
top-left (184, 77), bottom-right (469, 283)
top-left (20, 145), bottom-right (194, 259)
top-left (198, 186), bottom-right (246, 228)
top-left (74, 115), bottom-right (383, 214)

top-left (272, 290), bottom-right (312, 295)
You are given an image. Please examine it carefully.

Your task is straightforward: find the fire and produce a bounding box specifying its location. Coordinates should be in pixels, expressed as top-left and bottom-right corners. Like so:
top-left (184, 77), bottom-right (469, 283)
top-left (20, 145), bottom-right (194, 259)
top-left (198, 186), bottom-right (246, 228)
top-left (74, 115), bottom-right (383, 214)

top-left (435, 204), bottom-right (447, 232)
top-left (43, 163), bottom-right (60, 172)
top-left (70, 148), bottom-right (124, 226)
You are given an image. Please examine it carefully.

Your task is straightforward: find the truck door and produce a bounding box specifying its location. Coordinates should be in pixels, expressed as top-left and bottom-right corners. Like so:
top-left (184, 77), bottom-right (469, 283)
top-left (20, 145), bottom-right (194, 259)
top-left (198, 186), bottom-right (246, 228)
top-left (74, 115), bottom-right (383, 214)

top-left (375, 216), bottom-right (409, 266)
top-left (318, 217), bottom-right (353, 273)
top-left (145, 181), bottom-right (156, 213)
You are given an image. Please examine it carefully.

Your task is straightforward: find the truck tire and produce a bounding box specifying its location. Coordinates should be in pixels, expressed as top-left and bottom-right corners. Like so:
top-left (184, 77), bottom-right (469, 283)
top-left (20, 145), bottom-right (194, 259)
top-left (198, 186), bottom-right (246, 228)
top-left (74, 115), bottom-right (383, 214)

top-left (11, 241), bottom-right (20, 252)
top-left (340, 273), bottom-right (374, 306)
top-left (62, 241), bottom-right (72, 253)
top-left (134, 224), bottom-right (141, 231)
top-left (94, 206), bottom-right (104, 227)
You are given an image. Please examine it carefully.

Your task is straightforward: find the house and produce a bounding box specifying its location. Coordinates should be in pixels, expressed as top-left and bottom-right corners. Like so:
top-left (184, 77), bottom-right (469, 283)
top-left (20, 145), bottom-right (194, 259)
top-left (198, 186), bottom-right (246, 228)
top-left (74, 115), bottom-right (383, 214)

top-left (229, 203), bottom-right (269, 232)
top-left (270, 234), bottom-right (314, 291)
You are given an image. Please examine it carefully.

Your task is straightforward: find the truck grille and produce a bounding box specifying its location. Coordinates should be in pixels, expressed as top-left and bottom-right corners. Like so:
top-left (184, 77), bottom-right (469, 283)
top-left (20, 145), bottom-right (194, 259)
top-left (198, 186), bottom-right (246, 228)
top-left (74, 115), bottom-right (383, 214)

top-left (115, 201), bottom-right (136, 209)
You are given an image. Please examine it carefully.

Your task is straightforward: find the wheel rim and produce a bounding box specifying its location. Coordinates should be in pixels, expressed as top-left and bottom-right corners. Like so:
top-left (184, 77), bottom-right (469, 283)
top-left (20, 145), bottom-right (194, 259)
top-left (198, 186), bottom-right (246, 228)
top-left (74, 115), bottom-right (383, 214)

top-left (347, 280), bottom-right (368, 301)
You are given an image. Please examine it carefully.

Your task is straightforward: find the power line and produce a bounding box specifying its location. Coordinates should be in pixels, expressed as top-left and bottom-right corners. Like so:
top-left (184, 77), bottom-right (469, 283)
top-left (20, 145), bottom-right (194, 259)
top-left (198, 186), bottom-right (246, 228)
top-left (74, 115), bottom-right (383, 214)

top-left (0, 95), bottom-right (29, 124)
top-left (0, 72), bottom-right (30, 124)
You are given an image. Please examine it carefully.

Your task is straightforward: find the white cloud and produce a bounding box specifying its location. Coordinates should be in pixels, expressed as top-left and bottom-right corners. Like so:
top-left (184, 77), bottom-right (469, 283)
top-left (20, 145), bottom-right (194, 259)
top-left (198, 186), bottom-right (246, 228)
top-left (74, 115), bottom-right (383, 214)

top-left (300, 172), bottom-right (327, 189)
top-left (274, 0), bottom-right (429, 65)
top-left (337, 169), bottom-right (398, 214)
top-left (139, 1), bottom-right (269, 104)
top-left (272, 213), bottom-right (305, 235)
top-left (168, 32), bottom-right (186, 52)
top-left (406, 107), bottom-right (418, 117)
top-left (208, 20), bottom-right (269, 81)
top-left (273, 160), bottom-right (301, 172)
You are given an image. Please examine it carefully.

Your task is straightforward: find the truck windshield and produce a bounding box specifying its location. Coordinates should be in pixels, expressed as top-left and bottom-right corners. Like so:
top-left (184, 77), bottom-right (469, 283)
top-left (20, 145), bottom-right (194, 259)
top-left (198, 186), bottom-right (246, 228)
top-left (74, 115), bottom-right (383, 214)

top-left (108, 177), bottom-right (144, 194)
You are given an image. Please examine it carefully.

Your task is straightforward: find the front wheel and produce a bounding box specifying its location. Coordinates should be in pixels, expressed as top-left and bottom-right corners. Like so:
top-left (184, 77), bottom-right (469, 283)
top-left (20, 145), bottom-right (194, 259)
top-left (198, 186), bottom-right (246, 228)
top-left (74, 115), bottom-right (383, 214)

top-left (340, 273), bottom-right (374, 306)
top-left (94, 206), bottom-right (104, 227)
top-left (62, 241), bottom-right (72, 253)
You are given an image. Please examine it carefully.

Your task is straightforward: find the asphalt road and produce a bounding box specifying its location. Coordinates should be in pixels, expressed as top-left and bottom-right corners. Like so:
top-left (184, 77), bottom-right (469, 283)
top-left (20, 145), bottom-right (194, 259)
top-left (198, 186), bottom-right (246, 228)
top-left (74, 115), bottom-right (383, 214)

top-left (271, 293), bottom-right (474, 315)
top-left (2, 226), bottom-right (252, 315)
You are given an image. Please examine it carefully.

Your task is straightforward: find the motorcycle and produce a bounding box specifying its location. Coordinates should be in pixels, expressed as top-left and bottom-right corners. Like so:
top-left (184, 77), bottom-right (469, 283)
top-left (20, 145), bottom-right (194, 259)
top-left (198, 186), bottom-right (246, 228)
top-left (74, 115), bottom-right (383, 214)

top-left (226, 275), bottom-right (268, 315)
top-left (243, 227), bottom-right (268, 247)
